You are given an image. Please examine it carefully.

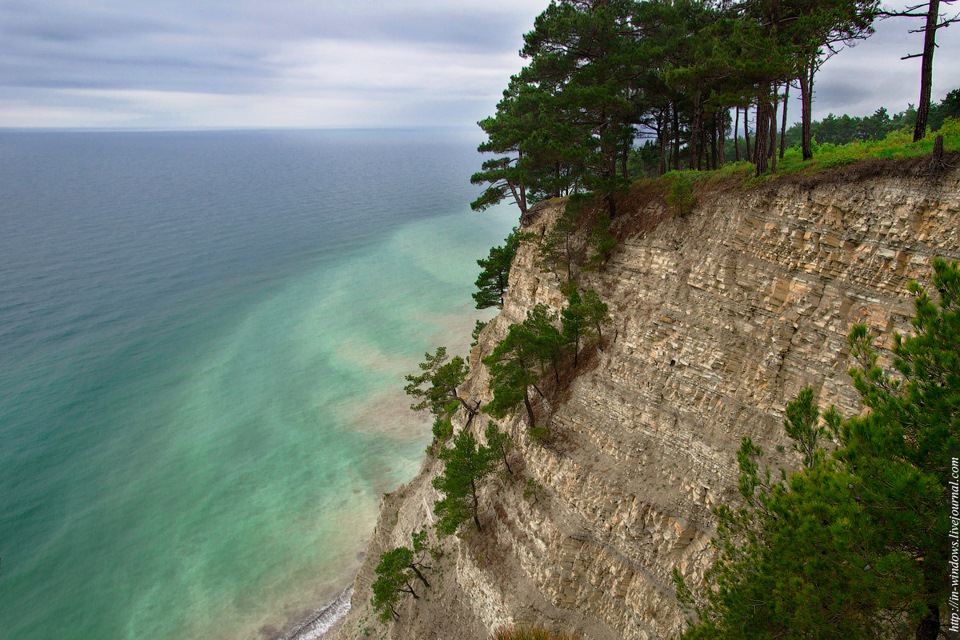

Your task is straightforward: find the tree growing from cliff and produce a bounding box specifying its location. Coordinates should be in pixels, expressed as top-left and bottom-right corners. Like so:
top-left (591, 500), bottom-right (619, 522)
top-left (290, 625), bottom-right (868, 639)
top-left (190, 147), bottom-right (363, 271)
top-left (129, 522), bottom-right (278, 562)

top-left (678, 258), bottom-right (960, 639)
top-left (561, 289), bottom-right (591, 368)
top-left (483, 305), bottom-right (566, 428)
top-left (525, 303), bottom-right (567, 384)
top-left (404, 346), bottom-right (477, 420)
top-left (485, 420), bottom-right (515, 476)
top-left (370, 530), bottom-right (433, 622)
top-left (474, 229), bottom-right (521, 310)
top-left (538, 209), bottom-right (583, 285)
top-left (581, 288), bottom-right (611, 347)
top-left (433, 429), bottom-right (499, 535)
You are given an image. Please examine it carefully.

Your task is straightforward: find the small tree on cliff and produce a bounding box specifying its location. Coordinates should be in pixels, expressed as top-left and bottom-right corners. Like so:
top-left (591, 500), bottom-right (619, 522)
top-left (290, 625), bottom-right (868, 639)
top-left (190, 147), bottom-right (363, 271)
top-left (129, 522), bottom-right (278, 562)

top-left (483, 305), bottom-right (564, 428)
top-left (404, 346), bottom-right (476, 419)
top-left (370, 530), bottom-right (433, 622)
top-left (561, 289), bottom-right (592, 368)
top-left (581, 288), bottom-right (611, 348)
top-left (485, 421), bottom-right (515, 476)
top-left (474, 229), bottom-right (521, 310)
top-left (433, 429), bottom-right (498, 535)
top-left (538, 210), bottom-right (582, 285)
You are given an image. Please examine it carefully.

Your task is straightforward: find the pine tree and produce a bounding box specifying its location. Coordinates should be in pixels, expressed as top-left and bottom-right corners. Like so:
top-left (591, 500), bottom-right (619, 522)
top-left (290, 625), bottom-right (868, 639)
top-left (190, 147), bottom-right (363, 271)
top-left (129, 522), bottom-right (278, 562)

top-left (370, 531), bottom-right (433, 622)
top-left (433, 430), bottom-right (497, 535)
top-left (524, 304), bottom-right (566, 384)
top-left (485, 421), bottom-right (514, 476)
top-left (404, 346), bottom-right (476, 418)
top-left (581, 288), bottom-right (611, 347)
top-left (537, 209), bottom-right (581, 285)
top-left (474, 229), bottom-right (521, 310)
top-left (561, 289), bottom-right (591, 368)
top-left (483, 321), bottom-right (544, 428)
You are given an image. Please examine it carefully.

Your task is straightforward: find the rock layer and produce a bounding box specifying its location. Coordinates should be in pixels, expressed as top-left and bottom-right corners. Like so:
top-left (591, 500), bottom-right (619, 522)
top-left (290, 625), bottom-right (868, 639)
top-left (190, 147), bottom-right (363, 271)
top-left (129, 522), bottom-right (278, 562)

top-left (336, 163), bottom-right (960, 640)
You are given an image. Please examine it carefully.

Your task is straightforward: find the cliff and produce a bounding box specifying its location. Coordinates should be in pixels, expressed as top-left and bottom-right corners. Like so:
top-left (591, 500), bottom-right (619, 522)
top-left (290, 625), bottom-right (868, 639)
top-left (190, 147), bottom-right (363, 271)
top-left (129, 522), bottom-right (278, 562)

top-left (335, 159), bottom-right (960, 640)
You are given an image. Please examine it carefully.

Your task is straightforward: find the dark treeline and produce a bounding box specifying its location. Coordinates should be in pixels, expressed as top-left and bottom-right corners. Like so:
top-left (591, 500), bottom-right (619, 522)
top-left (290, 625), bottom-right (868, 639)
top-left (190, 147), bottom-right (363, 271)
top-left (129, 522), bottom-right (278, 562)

top-left (471, 0), bottom-right (880, 216)
top-left (780, 87), bottom-right (960, 147)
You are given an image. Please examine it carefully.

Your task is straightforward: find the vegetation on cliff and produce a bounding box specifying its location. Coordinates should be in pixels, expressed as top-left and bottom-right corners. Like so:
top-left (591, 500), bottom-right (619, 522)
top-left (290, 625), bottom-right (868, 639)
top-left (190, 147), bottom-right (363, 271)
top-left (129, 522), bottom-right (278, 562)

top-left (678, 259), bottom-right (960, 639)
top-left (371, 530), bottom-right (434, 622)
top-left (483, 290), bottom-right (609, 436)
top-left (432, 427), bottom-right (505, 535)
top-left (373, 5), bottom-right (960, 630)
top-left (471, 0), bottom-right (956, 217)
top-left (475, 229), bottom-right (523, 310)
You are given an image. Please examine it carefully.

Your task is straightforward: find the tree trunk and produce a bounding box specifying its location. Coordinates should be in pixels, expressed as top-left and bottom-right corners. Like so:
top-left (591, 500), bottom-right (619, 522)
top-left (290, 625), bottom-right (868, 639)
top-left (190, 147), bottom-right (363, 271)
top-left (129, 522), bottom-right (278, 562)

top-left (457, 394), bottom-right (478, 416)
top-left (409, 564), bottom-right (431, 588)
top-left (709, 119), bottom-right (717, 170)
top-left (620, 140), bottom-right (629, 179)
top-left (470, 478), bottom-right (482, 532)
top-left (915, 604), bottom-right (939, 640)
top-left (800, 63), bottom-right (814, 160)
top-left (517, 149), bottom-right (528, 212)
top-left (499, 444), bottom-right (514, 476)
top-left (769, 88), bottom-right (779, 174)
top-left (689, 90), bottom-right (702, 170)
top-left (673, 103), bottom-right (681, 170)
top-left (717, 107), bottom-right (726, 166)
top-left (657, 106), bottom-right (669, 176)
top-left (744, 103), bottom-right (752, 162)
top-left (523, 388), bottom-right (535, 428)
top-left (779, 82), bottom-right (790, 159)
top-left (734, 107), bottom-right (741, 161)
top-left (914, 0), bottom-right (941, 141)
top-left (754, 93), bottom-right (770, 176)
top-left (930, 133), bottom-right (946, 174)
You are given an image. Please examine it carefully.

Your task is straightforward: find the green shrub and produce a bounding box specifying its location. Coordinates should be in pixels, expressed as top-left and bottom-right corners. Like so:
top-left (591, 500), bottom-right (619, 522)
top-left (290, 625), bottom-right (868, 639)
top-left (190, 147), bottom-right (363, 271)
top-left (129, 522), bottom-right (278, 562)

top-left (432, 417), bottom-right (453, 442)
top-left (665, 172), bottom-right (696, 216)
top-left (523, 478), bottom-right (545, 503)
top-left (939, 115), bottom-right (960, 140)
top-left (529, 426), bottom-right (552, 444)
top-left (585, 212), bottom-right (616, 270)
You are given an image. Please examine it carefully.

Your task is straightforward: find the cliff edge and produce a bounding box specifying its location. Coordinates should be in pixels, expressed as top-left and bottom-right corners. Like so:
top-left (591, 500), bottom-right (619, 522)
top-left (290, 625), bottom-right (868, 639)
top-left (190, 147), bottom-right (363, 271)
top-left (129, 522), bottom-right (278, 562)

top-left (336, 160), bottom-right (960, 640)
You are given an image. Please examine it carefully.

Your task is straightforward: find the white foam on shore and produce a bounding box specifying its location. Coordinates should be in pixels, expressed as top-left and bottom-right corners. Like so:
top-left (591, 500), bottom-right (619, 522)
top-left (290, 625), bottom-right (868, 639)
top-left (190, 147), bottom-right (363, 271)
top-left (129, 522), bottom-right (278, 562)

top-left (283, 586), bottom-right (353, 640)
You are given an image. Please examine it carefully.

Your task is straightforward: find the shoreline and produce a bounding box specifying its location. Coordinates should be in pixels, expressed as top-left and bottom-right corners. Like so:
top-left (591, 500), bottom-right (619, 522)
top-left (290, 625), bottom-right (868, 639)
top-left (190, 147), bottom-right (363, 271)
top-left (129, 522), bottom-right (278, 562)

top-left (281, 585), bottom-right (353, 640)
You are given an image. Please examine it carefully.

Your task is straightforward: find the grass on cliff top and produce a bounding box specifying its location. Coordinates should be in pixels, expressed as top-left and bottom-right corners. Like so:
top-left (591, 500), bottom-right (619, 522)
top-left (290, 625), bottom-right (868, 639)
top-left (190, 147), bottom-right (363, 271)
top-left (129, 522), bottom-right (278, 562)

top-left (664, 116), bottom-right (960, 191)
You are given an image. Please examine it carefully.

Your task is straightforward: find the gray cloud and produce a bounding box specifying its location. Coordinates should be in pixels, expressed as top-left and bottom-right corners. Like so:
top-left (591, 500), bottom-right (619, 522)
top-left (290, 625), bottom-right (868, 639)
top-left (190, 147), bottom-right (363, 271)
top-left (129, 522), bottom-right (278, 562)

top-left (807, 16), bottom-right (960, 121)
top-left (1, 0), bottom-right (957, 129)
top-left (0, 0), bottom-right (548, 127)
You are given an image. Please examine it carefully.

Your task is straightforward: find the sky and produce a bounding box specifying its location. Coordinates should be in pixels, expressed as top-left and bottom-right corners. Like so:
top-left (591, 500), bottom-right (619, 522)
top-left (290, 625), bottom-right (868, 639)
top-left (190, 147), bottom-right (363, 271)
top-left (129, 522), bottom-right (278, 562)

top-left (0, 0), bottom-right (957, 130)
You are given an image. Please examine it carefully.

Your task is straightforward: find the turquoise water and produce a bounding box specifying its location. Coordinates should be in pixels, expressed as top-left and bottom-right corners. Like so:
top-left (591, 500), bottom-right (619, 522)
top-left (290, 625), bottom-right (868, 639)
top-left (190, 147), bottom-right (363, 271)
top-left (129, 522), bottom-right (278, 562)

top-left (0, 130), bottom-right (514, 639)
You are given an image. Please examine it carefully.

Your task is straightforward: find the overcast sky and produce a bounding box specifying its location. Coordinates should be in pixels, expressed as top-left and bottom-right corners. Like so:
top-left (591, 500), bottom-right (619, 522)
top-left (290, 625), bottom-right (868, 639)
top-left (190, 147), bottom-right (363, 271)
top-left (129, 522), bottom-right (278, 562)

top-left (1, 0), bottom-right (957, 130)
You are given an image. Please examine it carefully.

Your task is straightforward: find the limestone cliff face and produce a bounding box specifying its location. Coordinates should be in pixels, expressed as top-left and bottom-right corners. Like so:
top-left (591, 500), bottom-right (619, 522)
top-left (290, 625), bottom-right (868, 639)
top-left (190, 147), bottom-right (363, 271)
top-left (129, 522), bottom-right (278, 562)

top-left (335, 162), bottom-right (960, 640)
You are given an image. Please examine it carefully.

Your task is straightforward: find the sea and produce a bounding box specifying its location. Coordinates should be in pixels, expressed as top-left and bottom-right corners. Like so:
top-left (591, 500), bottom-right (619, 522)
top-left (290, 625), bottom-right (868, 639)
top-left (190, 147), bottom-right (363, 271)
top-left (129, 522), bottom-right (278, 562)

top-left (0, 129), bottom-right (516, 640)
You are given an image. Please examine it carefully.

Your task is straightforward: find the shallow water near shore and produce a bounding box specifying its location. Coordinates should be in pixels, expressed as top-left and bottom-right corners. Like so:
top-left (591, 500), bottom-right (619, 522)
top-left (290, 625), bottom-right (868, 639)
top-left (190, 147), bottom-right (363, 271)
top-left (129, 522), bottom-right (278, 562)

top-left (0, 129), bottom-right (514, 640)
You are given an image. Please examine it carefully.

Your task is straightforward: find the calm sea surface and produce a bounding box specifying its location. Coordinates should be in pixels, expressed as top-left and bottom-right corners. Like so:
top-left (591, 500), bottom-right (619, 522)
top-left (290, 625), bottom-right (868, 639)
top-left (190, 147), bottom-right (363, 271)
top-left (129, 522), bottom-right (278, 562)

top-left (0, 129), bottom-right (515, 639)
